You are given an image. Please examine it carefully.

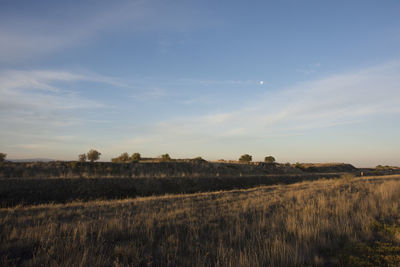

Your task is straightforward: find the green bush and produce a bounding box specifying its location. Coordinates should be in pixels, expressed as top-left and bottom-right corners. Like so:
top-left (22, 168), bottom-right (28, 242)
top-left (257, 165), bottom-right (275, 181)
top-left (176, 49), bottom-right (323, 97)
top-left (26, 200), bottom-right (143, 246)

top-left (160, 154), bottom-right (171, 161)
top-left (295, 162), bottom-right (305, 169)
top-left (131, 153), bottom-right (141, 161)
top-left (112, 152), bottom-right (131, 163)
top-left (264, 156), bottom-right (275, 163)
top-left (87, 149), bottom-right (101, 162)
top-left (239, 154), bottom-right (252, 163)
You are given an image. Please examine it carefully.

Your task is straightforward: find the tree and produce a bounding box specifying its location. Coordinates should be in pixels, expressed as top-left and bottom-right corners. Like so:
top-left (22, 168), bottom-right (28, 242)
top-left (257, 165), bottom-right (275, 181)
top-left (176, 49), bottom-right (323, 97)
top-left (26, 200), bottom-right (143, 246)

top-left (87, 149), bottom-right (101, 162)
top-left (295, 162), bottom-right (304, 169)
top-left (0, 153), bottom-right (6, 163)
top-left (192, 156), bottom-right (206, 163)
top-left (239, 154), bottom-right (252, 163)
top-left (111, 152), bottom-right (130, 163)
top-left (119, 152), bottom-right (130, 162)
top-left (160, 153), bottom-right (171, 161)
top-left (78, 153), bottom-right (87, 162)
top-left (131, 152), bottom-right (141, 161)
top-left (264, 156), bottom-right (275, 163)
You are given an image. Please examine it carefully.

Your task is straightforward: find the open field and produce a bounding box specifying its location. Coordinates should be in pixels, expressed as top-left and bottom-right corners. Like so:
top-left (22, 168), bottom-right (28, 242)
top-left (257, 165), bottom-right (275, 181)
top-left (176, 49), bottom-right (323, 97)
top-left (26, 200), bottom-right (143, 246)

top-left (1, 175), bottom-right (400, 266)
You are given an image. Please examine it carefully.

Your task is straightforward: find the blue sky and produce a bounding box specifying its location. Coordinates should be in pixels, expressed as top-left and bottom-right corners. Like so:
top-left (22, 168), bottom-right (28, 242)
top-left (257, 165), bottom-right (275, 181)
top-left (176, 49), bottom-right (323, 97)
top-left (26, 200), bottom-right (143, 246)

top-left (0, 0), bottom-right (399, 166)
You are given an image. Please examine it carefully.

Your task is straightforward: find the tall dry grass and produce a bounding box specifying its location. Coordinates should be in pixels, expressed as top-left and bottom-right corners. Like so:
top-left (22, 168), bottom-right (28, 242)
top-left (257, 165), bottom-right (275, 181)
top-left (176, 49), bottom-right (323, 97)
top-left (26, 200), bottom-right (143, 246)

top-left (1, 175), bottom-right (400, 266)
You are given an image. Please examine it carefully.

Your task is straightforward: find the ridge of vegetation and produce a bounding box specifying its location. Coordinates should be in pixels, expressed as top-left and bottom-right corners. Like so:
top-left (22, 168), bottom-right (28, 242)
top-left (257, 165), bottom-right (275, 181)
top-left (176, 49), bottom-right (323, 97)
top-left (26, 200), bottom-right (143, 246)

top-left (0, 173), bottom-right (343, 208)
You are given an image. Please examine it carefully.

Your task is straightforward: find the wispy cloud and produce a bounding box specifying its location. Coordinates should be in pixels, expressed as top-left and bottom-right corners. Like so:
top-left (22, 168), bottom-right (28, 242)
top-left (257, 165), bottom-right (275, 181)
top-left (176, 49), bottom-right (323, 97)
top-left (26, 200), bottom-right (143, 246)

top-left (0, 68), bottom-right (130, 158)
top-left (3, 61), bottom-right (398, 163)
top-left (296, 63), bottom-right (322, 75)
top-left (0, 70), bottom-right (103, 112)
top-left (177, 78), bottom-right (258, 86)
top-left (0, 69), bottom-right (121, 135)
top-left (121, 61), bottom-right (400, 146)
top-left (0, 1), bottom-right (214, 63)
top-left (130, 87), bottom-right (168, 101)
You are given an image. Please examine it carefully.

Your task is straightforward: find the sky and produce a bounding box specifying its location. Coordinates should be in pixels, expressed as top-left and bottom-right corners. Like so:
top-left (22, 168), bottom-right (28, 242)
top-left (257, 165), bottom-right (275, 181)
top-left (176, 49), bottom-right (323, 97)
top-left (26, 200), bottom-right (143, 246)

top-left (0, 0), bottom-right (399, 167)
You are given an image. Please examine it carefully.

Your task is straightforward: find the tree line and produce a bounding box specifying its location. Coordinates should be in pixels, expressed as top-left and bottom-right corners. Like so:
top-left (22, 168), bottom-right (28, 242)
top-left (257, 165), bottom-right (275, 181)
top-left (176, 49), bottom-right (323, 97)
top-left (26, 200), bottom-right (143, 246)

top-left (0, 150), bottom-right (275, 164)
top-left (77, 150), bottom-right (275, 164)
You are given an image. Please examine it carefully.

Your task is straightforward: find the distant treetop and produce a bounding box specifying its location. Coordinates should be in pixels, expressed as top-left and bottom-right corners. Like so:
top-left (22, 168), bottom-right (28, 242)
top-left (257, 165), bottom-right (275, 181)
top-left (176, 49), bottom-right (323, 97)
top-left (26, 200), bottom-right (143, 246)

top-left (112, 152), bottom-right (130, 163)
top-left (264, 156), bottom-right (276, 163)
top-left (160, 154), bottom-right (171, 161)
top-left (131, 153), bottom-right (141, 161)
top-left (78, 153), bottom-right (87, 162)
top-left (0, 153), bottom-right (6, 163)
top-left (87, 149), bottom-right (101, 162)
top-left (239, 154), bottom-right (252, 163)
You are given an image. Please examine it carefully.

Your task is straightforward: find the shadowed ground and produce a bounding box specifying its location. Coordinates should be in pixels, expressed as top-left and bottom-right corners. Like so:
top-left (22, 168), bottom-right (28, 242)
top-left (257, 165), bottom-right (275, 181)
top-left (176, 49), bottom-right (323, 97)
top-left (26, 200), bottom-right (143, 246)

top-left (1, 175), bottom-right (399, 266)
top-left (0, 173), bottom-right (344, 207)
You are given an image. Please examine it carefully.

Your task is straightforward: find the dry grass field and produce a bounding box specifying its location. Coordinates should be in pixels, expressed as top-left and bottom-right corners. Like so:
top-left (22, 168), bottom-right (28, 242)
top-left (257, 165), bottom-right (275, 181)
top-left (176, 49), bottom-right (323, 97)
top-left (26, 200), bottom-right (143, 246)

top-left (1, 175), bottom-right (400, 266)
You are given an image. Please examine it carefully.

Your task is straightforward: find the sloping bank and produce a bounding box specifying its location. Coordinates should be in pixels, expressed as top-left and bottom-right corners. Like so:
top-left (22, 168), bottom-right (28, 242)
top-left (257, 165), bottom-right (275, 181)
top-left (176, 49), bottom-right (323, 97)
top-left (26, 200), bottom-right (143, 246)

top-left (0, 173), bottom-right (345, 207)
top-left (0, 161), bottom-right (357, 178)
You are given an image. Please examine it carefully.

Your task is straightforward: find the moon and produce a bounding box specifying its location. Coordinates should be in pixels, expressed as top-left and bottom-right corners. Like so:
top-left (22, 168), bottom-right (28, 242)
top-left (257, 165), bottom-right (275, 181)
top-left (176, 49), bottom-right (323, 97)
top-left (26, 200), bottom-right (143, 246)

top-left (259, 81), bottom-right (264, 85)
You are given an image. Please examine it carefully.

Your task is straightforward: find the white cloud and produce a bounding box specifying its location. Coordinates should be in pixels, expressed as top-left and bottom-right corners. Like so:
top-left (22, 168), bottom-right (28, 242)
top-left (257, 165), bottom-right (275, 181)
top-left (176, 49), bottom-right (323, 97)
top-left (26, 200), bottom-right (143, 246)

top-left (0, 68), bottom-right (128, 159)
top-left (0, 70), bottom-right (105, 113)
top-left (0, 70), bottom-right (86, 92)
top-left (2, 61), bottom-right (400, 164)
top-left (122, 61), bottom-right (400, 145)
top-left (0, 69), bottom-right (125, 135)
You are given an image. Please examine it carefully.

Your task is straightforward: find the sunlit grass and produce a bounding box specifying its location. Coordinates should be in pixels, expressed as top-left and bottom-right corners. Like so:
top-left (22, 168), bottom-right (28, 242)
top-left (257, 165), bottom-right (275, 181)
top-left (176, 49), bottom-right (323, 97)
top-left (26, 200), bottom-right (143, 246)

top-left (1, 175), bottom-right (399, 266)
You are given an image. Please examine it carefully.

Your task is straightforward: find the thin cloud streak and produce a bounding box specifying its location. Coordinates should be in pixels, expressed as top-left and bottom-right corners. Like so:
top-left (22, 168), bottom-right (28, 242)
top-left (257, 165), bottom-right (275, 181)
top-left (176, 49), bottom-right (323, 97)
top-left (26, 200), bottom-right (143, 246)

top-left (0, 0), bottom-right (214, 63)
top-left (0, 69), bottom-right (119, 135)
top-left (124, 61), bottom-right (400, 145)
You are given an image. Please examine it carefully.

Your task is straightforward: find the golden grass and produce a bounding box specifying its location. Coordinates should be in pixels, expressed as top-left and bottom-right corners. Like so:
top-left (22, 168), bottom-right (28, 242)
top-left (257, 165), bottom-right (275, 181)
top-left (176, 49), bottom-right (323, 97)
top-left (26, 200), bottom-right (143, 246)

top-left (1, 175), bottom-right (400, 266)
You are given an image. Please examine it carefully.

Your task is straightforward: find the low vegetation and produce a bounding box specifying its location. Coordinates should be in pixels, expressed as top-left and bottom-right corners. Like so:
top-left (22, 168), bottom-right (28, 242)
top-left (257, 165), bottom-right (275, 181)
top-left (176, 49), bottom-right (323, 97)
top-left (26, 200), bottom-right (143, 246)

top-left (78, 153), bottom-right (87, 162)
top-left (0, 173), bottom-right (342, 208)
top-left (112, 152), bottom-right (142, 163)
top-left (239, 154), bottom-right (252, 163)
top-left (0, 161), bottom-right (310, 179)
top-left (1, 175), bottom-right (399, 266)
top-left (87, 149), bottom-right (101, 162)
top-left (0, 153), bottom-right (6, 163)
top-left (160, 153), bottom-right (171, 161)
top-left (264, 156), bottom-right (275, 163)
top-left (77, 149), bottom-right (101, 162)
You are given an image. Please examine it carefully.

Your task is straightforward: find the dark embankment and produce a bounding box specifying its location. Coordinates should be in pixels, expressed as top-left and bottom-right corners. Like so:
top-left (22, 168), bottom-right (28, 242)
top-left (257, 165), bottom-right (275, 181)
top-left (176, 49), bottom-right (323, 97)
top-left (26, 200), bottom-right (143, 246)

top-left (0, 161), bottom-right (358, 179)
top-left (294, 163), bottom-right (358, 173)
top-left (0, 173), bottom-right (344, 207)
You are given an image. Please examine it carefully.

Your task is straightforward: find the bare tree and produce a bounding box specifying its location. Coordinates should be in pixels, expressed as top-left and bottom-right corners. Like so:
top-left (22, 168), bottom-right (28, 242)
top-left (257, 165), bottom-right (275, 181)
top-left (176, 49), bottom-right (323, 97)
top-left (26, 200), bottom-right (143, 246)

top-left (87, 149), bottom-right (101, 162)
